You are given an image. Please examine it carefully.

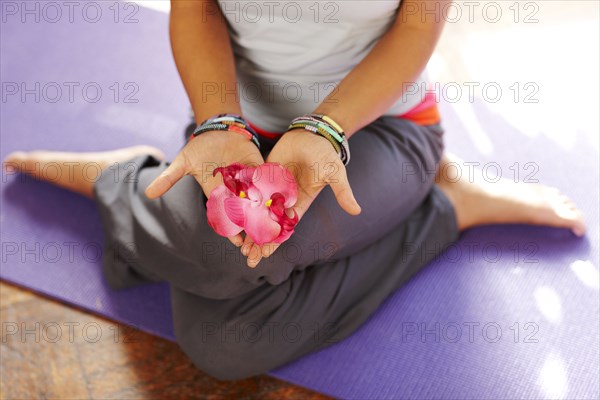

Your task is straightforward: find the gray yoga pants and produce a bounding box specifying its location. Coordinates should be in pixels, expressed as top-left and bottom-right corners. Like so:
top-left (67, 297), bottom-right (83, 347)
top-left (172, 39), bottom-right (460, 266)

top-left (93, 116), bottom-right (459, 380)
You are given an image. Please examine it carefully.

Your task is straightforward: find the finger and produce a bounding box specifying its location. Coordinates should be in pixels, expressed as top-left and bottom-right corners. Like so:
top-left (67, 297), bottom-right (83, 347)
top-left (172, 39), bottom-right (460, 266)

top-left (261, 242), bottom-right (281, 258)
top-left (241, 234), bottom-right (254, 257)
top-left (145, 156), bottom-right (186, 199)
top-left (247, 243), bottom-right (262, 268)
top-left (328, 168), bottom-right (361, 215)
top-left (228, 233), bottom-right (244, 247)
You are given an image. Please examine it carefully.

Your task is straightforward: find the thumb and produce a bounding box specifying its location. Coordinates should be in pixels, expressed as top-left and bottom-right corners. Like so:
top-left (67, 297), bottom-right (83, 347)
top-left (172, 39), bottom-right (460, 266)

top-left (145, 156), bottom-right (186, 199)
top-left (329, 169), bottom-right (361, 215)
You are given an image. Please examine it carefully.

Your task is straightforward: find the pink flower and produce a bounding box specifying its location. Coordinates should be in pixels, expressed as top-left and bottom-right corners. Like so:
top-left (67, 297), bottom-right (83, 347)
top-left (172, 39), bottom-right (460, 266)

top-left (206, 163), bottom-right (299, 245)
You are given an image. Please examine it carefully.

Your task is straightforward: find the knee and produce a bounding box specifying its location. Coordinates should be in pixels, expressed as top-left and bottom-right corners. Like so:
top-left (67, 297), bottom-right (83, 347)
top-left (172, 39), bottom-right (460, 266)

top-left (174, 319), bottom-right (273, 381)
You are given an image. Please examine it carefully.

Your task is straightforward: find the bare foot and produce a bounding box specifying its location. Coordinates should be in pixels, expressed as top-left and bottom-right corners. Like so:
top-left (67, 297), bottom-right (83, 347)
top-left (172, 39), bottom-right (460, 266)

top-left (436, 153), bottom-right (586, 236)
top-left (3, 145), bottom-right (165, 198)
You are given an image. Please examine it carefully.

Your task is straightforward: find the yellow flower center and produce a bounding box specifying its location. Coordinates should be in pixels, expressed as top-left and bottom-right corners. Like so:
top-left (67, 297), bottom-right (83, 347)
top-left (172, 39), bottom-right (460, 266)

top-left (239, 191), bottom-right (247, 198)
top-left (265, 199), bottom-right (273, 207)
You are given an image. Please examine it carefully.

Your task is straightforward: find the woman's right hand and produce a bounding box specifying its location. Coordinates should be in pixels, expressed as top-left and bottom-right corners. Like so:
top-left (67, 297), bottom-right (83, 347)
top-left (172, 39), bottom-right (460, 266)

top-left (145, 130), bottom-right (264, 246)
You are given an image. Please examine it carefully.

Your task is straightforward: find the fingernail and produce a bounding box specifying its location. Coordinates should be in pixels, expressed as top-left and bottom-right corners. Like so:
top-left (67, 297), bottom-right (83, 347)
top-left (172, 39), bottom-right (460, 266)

top-left (144, 182), bottom-right (155, 197)
top-left (262, 246), bottom-right (271, 257)
top-left (247, 246), bottom-right (261, 268)
top-left (241, 244), bottom-right (250, 256)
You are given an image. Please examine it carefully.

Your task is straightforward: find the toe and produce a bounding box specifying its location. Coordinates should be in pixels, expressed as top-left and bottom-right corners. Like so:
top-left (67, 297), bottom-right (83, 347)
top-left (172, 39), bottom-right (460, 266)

top-left (559, 205), bottom-right (586, 237)
top-left (3, 151), bottom-right (27, 163)
top-left (3, 152), bottom-right (28, 172)
top-left (572, 218), bottom-right (586, 237)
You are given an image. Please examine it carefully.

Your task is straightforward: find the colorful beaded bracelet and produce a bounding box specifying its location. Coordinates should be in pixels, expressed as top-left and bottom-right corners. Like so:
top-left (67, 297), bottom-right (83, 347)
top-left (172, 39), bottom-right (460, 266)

top-left (309, 114), bottom-right (350, 165)
top-left (289, 123), bottom-right (342, 155)
top-left (287, 114), bottom-right (350, 165)
top-left (310, 114), bottom-right (345, 134)
top-left (290, 117), bottom-right (345, 143)
top-left (192, 114), bottom-right (260, 149)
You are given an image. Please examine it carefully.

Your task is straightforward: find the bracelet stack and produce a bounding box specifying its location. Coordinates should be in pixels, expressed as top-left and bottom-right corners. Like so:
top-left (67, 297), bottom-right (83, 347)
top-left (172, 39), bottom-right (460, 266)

top-left (192, 113), bottom-right (260, 149)
top-left (287, 114), bottom-right (350, 165)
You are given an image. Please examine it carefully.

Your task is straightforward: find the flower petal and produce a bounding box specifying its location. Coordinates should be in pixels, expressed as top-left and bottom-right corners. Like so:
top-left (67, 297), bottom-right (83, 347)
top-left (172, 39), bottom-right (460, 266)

top-left (244, 205), bottom-right (281, 245)
top-left (223, 196), bottom-right (249, 227)
top-left (268, 192), bottom-right (287, 217)
top-left (206, 185), bottom-right (243, 237)
top-left (273, 225), bottom-right (295, 244)
top-left (213, 163), bottom-right (255, 195)
top-left (269, 193), bottom-right (299, 244)
top-left (247, 185), bottom-right (263, 203)
top-left (252, 163), bottom-right (298, 207)
top-left (272, 212), bottom-right (298, 244)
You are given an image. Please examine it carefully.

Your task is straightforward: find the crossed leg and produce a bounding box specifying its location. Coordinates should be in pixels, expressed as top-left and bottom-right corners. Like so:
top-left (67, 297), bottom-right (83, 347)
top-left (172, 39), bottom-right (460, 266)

top-left (2, 116), bottom-right (586, 380)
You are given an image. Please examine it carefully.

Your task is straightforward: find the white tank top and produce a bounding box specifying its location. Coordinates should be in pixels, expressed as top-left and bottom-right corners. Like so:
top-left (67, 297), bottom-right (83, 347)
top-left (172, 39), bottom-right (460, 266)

top-left (217, 0), bottom-right (427, 132)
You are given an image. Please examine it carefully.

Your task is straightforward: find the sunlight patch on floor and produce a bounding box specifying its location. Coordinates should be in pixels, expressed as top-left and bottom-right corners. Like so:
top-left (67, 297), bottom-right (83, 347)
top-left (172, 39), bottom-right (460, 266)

top-left (534, 286), bottom-right (562, 324)
top-left (570, 259), bottom-right (600, 290)
top-left (537, 353), bottom-right (569, 399)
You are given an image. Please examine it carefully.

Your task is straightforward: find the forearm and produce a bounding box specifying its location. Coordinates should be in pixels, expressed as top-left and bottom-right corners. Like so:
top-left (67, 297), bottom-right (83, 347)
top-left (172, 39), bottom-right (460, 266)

top-left (170, 0), bottom-right (240, 124)
top-left (314, 1), bottom-right (449, 137)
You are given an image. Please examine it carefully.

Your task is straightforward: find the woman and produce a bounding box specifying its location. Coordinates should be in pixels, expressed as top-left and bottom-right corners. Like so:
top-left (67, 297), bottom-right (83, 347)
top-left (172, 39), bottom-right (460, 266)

top-left (3, 0), bottom-right (585, 380)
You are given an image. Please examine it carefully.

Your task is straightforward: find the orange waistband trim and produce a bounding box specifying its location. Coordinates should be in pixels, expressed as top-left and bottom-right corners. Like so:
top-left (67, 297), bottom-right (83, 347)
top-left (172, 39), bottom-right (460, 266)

top-left (396, 103), bottom-right (441, 126)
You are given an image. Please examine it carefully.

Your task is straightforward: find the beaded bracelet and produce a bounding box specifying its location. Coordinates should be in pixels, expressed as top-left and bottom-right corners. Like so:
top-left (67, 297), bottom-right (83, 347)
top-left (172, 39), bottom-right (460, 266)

top-left (289, 122), bottom-right (342, 155)
top-left (287, 114), bottom-right (350, 165)
top-left (309, 114), bottom-right (351, 165)
top-left (192, 114), bottom-right (260, 149)
top-left (290, 117), bottom-right (344, 143)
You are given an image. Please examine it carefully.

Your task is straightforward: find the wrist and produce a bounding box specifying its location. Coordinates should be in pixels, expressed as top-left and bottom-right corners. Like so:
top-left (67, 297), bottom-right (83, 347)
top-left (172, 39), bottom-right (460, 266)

top-left (311, 106), bottom-right (356, 138)
top-left (191, 113), bottom-right (260, 149)
top-left (286, 114), bottom-right (351, 165)
top-left (285, 129), bottom-right (335, 151)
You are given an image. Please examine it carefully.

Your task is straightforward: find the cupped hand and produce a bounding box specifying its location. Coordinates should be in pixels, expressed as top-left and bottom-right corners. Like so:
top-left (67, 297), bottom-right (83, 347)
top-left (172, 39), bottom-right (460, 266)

top-left (241, 129), bottom-right (361, 267)
top-left (145, 130), bottom-right (264, 247)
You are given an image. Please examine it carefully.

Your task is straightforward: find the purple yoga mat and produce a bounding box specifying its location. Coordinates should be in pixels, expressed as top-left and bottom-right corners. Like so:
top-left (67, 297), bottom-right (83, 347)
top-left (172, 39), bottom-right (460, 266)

top-left (1, 3), bottom-right (598, 399)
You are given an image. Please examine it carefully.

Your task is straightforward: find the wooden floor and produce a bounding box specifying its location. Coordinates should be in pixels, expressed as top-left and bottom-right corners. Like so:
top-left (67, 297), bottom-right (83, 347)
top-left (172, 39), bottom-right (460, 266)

top-left (0, 282), bottom-right (329, 399)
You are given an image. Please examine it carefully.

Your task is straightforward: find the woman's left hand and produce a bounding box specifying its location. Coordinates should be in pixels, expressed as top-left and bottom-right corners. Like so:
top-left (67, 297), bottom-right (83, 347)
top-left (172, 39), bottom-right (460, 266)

top-left (241, 129), bottom-right (361, 266)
